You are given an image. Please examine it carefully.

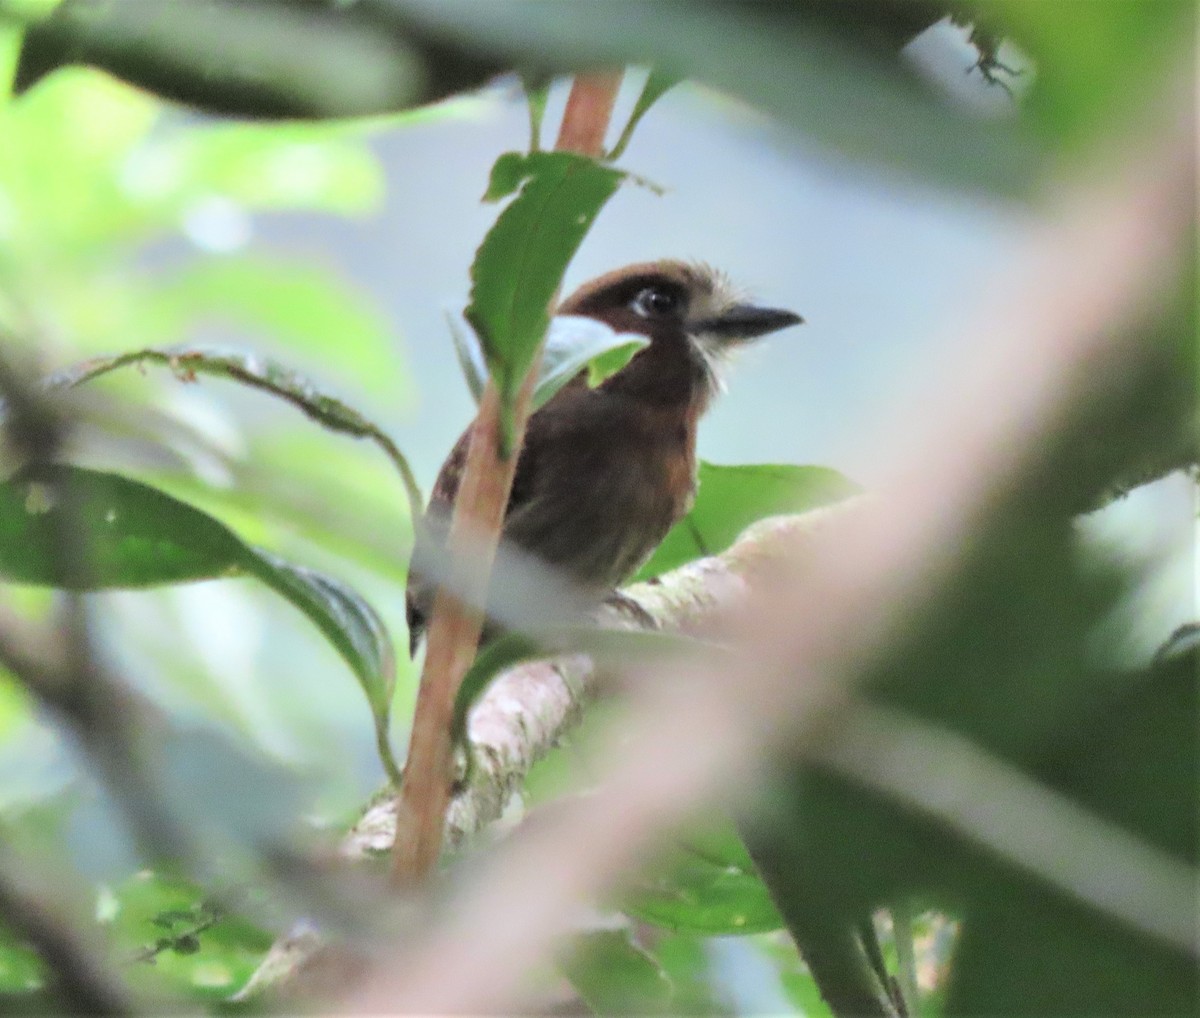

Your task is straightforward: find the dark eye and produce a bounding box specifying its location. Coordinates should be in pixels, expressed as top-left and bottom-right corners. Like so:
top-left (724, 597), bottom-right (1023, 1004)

top-left (632, 286), bottom-right (680, 318)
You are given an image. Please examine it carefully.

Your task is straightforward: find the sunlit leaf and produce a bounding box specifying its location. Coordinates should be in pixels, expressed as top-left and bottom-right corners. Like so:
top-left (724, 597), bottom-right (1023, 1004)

top-left (149, 121), bottom-right (384, 215)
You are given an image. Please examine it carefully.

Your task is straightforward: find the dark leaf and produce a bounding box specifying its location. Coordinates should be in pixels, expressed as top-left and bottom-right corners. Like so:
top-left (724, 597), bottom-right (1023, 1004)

top-left (379, 0), bottom-right (1039, 195)
top-left (15, 0), bottom-right (429, 119)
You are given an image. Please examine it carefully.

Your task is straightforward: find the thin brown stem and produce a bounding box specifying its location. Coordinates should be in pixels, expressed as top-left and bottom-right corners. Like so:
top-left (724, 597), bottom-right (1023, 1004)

top-left (390, 70), bottom-right (624, 886)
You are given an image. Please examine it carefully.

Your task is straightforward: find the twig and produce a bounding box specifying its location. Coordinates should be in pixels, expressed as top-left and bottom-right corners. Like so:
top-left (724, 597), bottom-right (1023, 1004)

top-left (390, 70), bottom-right (623, 886)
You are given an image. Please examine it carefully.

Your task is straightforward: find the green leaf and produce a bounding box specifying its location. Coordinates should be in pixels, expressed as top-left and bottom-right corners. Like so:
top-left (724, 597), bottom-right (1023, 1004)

top-left (248, 551), bottom-right (397, 779)
top-left (520, 72), bottom-right (549, 152)
top-left (378, 0), bottom-right (1038, 196)
top-left (151, 120), bottom-right (384, 215)
top-left (636, 462), bottom-right (859, 580)
top-left (465, 150), bottom-right (625, 431)
top-left (558, 930), bottom-right (673, 1015)
top-left (482, 150), bottom-right (532, 202)
top-left (534, 316), bottom-right (648, 410)
top-left (944, 652), bottom-right (1199, 1016)
top-left (0, 464), bottom-right (247, 587)
top-left (0, 464), bottom-right (401, 784)
top-left (608, 69), bottom-right (682, 161)
top-left (448, 311), bottom-right (649, 409)
top-left (586, 339), bottom-right (644, 387)
top-left (624, 841), bottom-right (783, 937)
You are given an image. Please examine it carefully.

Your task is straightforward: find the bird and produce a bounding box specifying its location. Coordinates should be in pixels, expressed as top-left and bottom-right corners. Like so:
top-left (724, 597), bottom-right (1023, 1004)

top-left (406, 259), bottom-right (803, 654)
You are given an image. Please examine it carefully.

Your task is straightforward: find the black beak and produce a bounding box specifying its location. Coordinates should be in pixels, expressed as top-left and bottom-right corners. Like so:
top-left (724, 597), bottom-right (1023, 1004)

top-left (700, 304), bottom-right (804, 342)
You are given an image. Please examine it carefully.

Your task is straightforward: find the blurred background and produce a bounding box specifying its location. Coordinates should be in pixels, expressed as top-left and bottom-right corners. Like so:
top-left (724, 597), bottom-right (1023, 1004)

top-left (0, 4), bottom-right (1193, 1010)
top-left (0, 14), bottom-right (1189, 824)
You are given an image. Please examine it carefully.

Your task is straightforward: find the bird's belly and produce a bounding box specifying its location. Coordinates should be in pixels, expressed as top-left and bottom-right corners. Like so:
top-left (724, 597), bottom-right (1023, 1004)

top-left (506, 448), bottom-right (694, 590)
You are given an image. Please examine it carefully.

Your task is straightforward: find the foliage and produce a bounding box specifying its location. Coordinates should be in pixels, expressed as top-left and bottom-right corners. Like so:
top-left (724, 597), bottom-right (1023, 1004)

top-left (0, 1), bottom-right (1194, 1016)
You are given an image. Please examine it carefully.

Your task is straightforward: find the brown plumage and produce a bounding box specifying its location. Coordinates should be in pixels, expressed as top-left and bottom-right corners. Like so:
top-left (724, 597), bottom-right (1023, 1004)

top-left (406, 260), bottom-right (802, 653)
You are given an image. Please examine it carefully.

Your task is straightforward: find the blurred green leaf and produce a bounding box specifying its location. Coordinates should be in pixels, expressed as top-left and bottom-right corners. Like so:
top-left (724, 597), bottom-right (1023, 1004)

top-left (558, 929), bottom-right (673, 1016)
top-left (383, 0), bottom-right (1038, 195)
top-left (465, 150), bottom-right (624, 432)
top-left (985, 0), bottom-right (1193, 147)
top-left (651, 931), bottom-right (735, 1016)
top-left (110, 871), bottom-right (272, 1003)
top-left (147, 257), bottom-right (404, 399)
top-left (942, 651), bottom-right (1198, 1016)
top-left (0, 69), bottom-right (161, 256)
top-left (15, 0), bottom-right (423, 119)
top-left (149, 120), bottom-right (384, 215)
top-left (636, 462), bottom-right (859, 580)
top-left (625, 842), bottom-right (783, 937)
top-left (0, 464), bottom-right (401, 784)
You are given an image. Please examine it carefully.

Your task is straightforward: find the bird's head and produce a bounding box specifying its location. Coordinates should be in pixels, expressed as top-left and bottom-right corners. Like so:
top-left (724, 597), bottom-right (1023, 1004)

top-left (557, 260), bottom-right (802, 409)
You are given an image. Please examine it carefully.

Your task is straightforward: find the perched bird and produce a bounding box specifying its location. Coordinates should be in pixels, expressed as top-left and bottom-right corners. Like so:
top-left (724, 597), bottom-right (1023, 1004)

top-left (406, 260), bottom-right (802, 653)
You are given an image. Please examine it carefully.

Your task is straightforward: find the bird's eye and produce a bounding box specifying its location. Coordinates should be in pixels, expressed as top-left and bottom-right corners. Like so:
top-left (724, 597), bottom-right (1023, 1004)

top-left (632, 286), bottom-right (680, 318)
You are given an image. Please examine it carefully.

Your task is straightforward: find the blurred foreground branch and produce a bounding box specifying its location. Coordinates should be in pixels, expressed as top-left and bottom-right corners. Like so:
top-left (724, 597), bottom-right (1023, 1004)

top-left (243, 502), bottom-right (848, 997)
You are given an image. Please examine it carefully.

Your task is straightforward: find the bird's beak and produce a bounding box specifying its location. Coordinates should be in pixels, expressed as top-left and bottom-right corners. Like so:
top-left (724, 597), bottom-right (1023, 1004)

top-left (698, 303), bottom-right (804, 344)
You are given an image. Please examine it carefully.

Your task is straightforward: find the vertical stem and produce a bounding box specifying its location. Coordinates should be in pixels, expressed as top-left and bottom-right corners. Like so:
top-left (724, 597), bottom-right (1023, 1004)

top-left (391, 71), bottom-right (624, 886)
